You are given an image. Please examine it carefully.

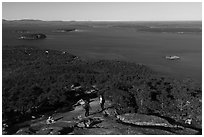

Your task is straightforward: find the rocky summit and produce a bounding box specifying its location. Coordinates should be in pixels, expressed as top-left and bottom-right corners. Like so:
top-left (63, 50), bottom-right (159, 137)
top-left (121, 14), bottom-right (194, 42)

top-left (12, 98), bottom-right (200, 135)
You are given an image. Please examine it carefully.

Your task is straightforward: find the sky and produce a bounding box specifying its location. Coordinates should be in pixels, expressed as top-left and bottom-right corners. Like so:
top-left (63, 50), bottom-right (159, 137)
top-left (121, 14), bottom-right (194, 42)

top-left (2, 2), bottom-right (202, 21)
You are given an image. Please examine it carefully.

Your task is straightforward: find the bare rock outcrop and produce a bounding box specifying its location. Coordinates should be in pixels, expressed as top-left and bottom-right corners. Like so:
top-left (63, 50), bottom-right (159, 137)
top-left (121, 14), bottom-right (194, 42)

top-left (117, 113), bottom-right (178, 128)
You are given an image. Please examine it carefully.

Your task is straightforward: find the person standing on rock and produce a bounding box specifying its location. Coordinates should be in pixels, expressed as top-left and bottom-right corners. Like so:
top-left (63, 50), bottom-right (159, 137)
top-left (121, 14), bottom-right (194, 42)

top-left (99, 92), bottom-right (105, 111)
top-left (75, 97), bottom-right (91, 117)
top-left (83, 98), bottom-right (91, 117)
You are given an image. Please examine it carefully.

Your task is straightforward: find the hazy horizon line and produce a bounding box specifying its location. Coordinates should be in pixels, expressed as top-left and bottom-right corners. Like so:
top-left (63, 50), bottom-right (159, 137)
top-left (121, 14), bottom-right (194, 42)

top-left (2, 18), bottom-right (202, 22)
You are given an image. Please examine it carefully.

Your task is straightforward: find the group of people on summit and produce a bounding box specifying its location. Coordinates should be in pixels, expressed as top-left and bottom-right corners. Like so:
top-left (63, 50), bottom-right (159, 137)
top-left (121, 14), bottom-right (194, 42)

top-left (46, 84), bottom-right (107, 125)
top-left (74, 84), bottom-right (107, 117)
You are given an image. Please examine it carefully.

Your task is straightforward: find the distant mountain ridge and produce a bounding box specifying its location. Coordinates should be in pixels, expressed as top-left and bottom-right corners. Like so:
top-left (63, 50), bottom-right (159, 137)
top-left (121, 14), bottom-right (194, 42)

top-left (2, 19), bottom-right (66, 26)
top-left (2, 19), bottom-right (64, 22)
top-left (2, 19), bottom-right (202, 22)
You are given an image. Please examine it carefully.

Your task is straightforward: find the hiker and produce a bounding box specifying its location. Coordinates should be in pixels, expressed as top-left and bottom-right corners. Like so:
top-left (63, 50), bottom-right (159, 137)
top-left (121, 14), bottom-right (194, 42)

top-left (83, 98), bottom-right (91, 117)
top-left (46, 116), bottom-right (55, 124)
top-left (75, 98), bottom-right (91, 117)
top-left (99, 93), bottom-right (105, 111)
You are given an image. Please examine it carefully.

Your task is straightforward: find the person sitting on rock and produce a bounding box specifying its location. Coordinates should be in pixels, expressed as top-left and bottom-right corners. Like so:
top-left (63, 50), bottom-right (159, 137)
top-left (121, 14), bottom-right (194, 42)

top-left (46, 116), bottom-right (55, 124)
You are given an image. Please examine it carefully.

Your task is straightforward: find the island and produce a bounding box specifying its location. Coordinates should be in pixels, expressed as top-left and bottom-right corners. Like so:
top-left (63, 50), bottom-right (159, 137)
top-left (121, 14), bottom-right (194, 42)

top-left (54, 28), bottom-right (76, 32)
top-left (19, 33), bottom-right (46, 40)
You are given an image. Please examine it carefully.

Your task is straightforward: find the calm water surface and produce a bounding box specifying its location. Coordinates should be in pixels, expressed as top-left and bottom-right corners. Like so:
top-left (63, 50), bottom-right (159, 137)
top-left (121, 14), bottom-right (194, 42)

top-left (2, 23), bottom-right (202, 81)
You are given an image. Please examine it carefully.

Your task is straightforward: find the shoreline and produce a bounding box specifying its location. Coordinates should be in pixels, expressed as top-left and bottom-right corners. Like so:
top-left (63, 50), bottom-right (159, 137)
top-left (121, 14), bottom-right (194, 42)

top-left (3, 44), bottom-right (201, 83)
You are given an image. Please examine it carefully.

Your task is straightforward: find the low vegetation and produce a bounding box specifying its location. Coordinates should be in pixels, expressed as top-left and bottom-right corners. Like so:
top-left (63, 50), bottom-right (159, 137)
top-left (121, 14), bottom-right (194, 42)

top-left (2, 45), bottom-right (201, 131)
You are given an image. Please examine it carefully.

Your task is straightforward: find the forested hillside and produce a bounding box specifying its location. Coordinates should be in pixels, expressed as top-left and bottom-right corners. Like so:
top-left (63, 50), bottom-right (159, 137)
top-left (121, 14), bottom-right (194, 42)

top-left (2, 45), bottom-right (201, 133)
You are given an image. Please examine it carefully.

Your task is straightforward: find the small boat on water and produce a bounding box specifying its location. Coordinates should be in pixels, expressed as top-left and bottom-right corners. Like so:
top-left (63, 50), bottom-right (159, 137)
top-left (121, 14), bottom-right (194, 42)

top-left (165, 55), bottom-right (180, 60)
